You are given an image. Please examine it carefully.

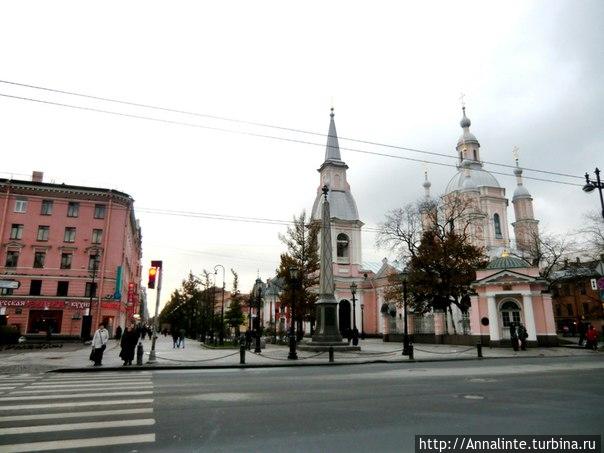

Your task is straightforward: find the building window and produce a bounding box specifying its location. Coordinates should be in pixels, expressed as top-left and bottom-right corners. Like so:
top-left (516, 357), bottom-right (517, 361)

top-left (582, 302), bottom-right (589, 315)
top-left (67, 202), bottom-right (79, 218)
top-left (566, 303), bottom-right (573, 316)
top-left (562, 284), bottom-right (571, 297)
top-left (41, 200), bottom-right (53, 215)
top-left (579, 282), bottom-right (587, 295)
top-left (5, 251), bottom-right (19, 267)
top-left (94, 204), bottom-right (106, 219)
top-left (0, 288), bottom-right (13, 296)
top-left (88, 255), bottom-right (100, 271)
top-left (494, 213), bottom-right (502, 238)
top-left (37, 226), bottom-right (50, 241)
top-left (85, 282), bottom-right (97, 298)
top-left (555, 304), bottom-right (562, 317)
top-left (91, 229), bottom-right (103, 244)
top-left (14, 199), bottom-right (27, 213)
top-left (64, 227), bottom-right (76, 243)
top-left (337, 233), bottom-right (350, 259)
top-left (60, 253), bottom-right (73, 270)
top-left (33, 252), bottom-right (46, 269)
top-left (30, 280), bottom-right (42, 296)
top-left (57, 281), bottom-right (69, 297)
top-left (10, 224), bottom-right (24, 240)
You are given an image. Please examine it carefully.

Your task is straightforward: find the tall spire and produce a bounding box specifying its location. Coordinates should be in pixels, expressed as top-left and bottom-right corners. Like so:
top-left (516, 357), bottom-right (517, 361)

top-left (512, 147), bottom-right (531, 200)
top-left (422, 169), bottom-right (432, 199)
top-left (325, 108), bottom-right (342, 163)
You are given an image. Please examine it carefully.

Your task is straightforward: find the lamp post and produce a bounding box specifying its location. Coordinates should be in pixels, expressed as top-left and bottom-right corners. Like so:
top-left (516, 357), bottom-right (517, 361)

top-left (214, 265), bottom-right (226, 345)
top-left (401, 270), bottom-right (411, 356)
top-left (583, 168), bottom-right (604, 219)
top-left (350, 282), bottom-right (359, 346)
top-left (254, 280), bottom-right (262, 353)
top-left (88, 253), bottom-right (100, 340)
top-left (360, 302), bottom-right (365, 339)
top-left (288, 267), bottom-right (299, 360)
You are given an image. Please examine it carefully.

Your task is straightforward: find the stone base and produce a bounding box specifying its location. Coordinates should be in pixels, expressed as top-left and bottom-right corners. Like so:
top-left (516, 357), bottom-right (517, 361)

top-left (298, 340), bottom-right (361, 352)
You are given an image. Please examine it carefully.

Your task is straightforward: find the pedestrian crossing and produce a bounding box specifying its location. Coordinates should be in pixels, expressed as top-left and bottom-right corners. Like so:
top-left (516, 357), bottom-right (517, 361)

top-left (0, 372), bottom-right (156, 452)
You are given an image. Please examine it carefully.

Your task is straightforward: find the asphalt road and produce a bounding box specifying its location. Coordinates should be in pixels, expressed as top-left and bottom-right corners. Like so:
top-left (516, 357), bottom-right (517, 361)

top-left (1, 355), bottom-right (602, 452)
top-left (150, 356), bottom-right (604, 452)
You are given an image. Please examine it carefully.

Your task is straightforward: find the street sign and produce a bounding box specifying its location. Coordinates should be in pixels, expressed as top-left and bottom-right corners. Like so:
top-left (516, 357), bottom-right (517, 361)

top-left (0, 280), bottom-right (19, 289)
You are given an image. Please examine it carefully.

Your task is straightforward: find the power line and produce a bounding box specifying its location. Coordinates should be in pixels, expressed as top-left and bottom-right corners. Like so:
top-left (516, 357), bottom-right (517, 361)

top-left (0, 92), bottom-right (583, 188)
top-left (0, 80), bottom-right (584, 181)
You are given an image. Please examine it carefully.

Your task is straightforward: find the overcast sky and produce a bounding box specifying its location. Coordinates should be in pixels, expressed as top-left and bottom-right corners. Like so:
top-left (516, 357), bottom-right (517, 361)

top-left (1, 1), bottom-right (602, 311)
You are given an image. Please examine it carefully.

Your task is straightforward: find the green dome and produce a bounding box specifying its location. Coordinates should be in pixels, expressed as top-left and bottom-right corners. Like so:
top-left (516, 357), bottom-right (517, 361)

top-left (486, 256), bottom-right (530, 270)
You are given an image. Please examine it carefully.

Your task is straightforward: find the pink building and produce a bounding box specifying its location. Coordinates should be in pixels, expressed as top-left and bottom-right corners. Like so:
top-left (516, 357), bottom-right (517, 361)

top-left (0, 172), bottom-right (142, 339)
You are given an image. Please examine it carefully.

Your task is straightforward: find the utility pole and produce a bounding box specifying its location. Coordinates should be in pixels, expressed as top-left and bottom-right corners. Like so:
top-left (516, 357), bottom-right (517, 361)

top-left (147, 260), bottom-right (162, 364)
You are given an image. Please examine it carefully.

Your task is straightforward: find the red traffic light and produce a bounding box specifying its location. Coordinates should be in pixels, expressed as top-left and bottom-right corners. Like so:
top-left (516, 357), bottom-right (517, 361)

top-left (148, 267), bottom-right (157, 289)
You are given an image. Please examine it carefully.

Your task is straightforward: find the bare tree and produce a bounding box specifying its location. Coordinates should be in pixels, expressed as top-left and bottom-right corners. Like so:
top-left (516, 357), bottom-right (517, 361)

top-left (580, 211), bottom-right (604, 260)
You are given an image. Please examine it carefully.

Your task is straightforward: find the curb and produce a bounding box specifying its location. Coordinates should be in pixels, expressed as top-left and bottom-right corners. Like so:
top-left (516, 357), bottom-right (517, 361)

top-left (46, 352), bottom-right (594, 373)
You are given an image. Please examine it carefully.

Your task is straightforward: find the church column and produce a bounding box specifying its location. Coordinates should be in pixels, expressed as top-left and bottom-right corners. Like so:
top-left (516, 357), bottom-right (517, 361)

top-left (487, 296), bottom-right (500, 342)
top-left (522, 293), bottom-right (537, 342)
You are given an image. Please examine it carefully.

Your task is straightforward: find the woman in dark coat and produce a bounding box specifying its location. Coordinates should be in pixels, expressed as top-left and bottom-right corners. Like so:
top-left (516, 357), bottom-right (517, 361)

top-left (119, 323), bottom-right (139, 366)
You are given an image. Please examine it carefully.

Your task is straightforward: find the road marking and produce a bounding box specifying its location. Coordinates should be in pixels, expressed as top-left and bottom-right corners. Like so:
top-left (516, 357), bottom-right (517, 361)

top-left (0, 390), bottom-right (152, 401)
top-left (44, 372), bottom-right (152, 380)
top-left (0, 433), bottom-right (156, 452)
top-left (29, 378), bottom-right (152, 386)
top-left (0, 398), bottom-right (154, 411)
top-left (0, 407), bottom-right (153, 422)
top-left (10, 384), bottom-right (153, 394)
top-left (0, 418), bottom-right (155, 435)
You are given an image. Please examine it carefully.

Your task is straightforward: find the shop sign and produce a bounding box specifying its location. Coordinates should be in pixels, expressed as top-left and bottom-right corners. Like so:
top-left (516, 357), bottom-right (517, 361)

top-left (0, 300), bottom-right (91, 309)
top-left (101, 301), bottom-right (121, 310)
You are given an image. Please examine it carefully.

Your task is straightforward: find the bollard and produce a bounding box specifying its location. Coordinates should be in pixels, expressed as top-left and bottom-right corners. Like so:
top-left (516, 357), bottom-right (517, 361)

top-left (136, 342), bottom-right (144, 366)
top-left (329, 346), bottom-right (334, 363)
top-left (477, 341), bottom-right (483, 358)
top-left (240, 344), bottom-right (246, 365)
top-left (408, 344), bottom-right (414, 360)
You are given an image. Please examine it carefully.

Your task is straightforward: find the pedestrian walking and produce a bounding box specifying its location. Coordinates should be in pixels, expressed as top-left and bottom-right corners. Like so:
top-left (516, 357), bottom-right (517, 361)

top-left (245, 330), bottom-right (252, 350)
top-left (119, 323), bottom-right (139, 366)
top-left (578, 321), bottom-right (587, 346)
top-left (140, 325), bottom-right (147, 340)
top-left (90, 323), bottom-right (109, 366)
top-left (517, 324), bottom-right (528, 351)
top-left (509, 322), bottom-right (519, 351)
top-left (115, 325), bottom-right (123, 341)
top-left (585, 324), bottom-right (599, 350)
top-left (178, 328), bottom-right (186, 349)
top-left (171, 328), bottom-right (179, 349)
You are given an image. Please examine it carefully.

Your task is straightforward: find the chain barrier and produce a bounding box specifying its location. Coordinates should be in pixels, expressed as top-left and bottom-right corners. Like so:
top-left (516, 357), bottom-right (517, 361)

top-left (412, 346), bottom-right (476, 355)
top-left (150, 350), bottom-right (241, 363)
top-left (251, 351), bottom-right (326, 361)
top-left (340, 349), bottom-right (404, 357)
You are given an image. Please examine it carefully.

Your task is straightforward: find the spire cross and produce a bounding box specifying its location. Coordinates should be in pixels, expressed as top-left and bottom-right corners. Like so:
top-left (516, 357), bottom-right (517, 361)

top-left (459, 92), bottom-right (466, 108)
top-left (512, 146), bottom-right (520, 166)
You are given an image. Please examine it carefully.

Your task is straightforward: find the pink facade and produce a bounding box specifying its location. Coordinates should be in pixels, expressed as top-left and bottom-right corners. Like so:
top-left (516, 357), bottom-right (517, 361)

top-left (469, 257), bottom-right (558, 346)
top-left (0, 172), bottom-right (142, 338)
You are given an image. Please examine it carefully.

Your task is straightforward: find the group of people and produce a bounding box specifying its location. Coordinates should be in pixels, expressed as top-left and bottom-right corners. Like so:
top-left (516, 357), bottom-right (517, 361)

top-left (90, 322), bottom-right (160, 367)
top-left (171, 327), bottom-right (186, 349)
top-left (509, 322), bottom-right (529, 351)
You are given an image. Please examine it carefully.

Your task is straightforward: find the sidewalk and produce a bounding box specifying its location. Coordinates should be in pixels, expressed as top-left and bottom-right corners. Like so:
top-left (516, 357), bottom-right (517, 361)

top-left (0, 335), bottom-right (600, 373)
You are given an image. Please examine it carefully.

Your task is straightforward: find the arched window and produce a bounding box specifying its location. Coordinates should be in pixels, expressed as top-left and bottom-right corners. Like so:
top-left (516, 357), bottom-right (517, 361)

top-left (500, 300), bottom-right (521, 327)
top-left (494, 213), bottom-right (502, 237)
top-left (473, 149), bottom-right (477, 161)
top-left (337, 233), bottom-right (349, 259)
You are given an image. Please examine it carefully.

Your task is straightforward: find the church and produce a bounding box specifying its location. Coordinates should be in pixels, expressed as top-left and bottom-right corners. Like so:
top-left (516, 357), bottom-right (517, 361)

top-left (262, 106), bottom-right (558, 347)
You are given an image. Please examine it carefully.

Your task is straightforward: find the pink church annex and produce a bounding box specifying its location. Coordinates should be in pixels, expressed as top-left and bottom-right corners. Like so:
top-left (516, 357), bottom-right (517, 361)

top-left (0, 172), bottom-right (143, 339)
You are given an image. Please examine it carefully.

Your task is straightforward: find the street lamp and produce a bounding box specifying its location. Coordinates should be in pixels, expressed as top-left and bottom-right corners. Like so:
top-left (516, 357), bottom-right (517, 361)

top-left (254, 279), bottom-right (263, 353)
top-left (288, 267), bottom-right (299, 360)
top-left (214, 265), bottom-right (226, 345)
top-left (360, 302), bottom-right (365, 339)
top-left (583, 168), bottom-right (604, 219)
top-left (350, 282), bottom-right (359, 346)
top-left (401, 270), bottom-right (412, 356)
top-left (87, 252), bottom-right (100, 340)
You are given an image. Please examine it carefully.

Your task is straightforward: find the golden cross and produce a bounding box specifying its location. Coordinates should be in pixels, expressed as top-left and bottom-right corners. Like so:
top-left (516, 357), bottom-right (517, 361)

top-left (512, 146), bottom-right (519, 166)
top-left (459, 92), bottom-right (466, 108)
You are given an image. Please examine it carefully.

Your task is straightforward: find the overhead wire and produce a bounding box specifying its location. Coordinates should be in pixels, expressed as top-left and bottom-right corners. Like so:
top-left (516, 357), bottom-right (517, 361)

top-left (0, 80), bottom-right (585, 183)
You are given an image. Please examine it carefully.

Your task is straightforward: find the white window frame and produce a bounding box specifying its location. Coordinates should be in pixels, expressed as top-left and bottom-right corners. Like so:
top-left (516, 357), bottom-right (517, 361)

top-left (14, 199), bottom-right (27, 213)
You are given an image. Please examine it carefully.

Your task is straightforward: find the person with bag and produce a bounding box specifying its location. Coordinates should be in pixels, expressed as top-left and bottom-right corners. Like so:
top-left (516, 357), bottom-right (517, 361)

top-left (119, 322), bottom-right (139, 366)
top-left (90, 322), bottom-right (109, 366)
top-left (585, 324), bottom-right (599, 350)
top-left (517, 324), bottom-right (529, 351)
top-left (509, 322), bottom-right (519, 351)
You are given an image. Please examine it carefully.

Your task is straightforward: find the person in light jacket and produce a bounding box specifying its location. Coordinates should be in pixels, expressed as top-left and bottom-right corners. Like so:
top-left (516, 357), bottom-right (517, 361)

top-left (91, 323), bottom-right (109, 366)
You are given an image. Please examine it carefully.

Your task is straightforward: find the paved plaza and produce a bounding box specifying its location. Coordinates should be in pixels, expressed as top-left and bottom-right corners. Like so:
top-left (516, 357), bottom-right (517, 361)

top-left (0, 335), bottom-right (600, 373)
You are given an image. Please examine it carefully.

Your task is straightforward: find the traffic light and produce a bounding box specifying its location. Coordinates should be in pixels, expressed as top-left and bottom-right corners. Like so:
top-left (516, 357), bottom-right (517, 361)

top-left (148, 267), bottom-right (157, 289)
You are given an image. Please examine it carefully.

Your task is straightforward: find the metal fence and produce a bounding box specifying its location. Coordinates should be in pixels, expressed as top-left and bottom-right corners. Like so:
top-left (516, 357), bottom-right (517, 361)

top-left (413, 314), bottom-right (434, 334)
